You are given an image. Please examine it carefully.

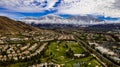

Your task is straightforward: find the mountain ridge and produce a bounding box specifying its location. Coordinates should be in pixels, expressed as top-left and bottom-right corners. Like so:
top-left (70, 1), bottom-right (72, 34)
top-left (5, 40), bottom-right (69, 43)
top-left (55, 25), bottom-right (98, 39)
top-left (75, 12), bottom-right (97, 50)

top-left (0, 16), bottom-right (38, 34)
top-left (21, 14), bottom-right (104, 25)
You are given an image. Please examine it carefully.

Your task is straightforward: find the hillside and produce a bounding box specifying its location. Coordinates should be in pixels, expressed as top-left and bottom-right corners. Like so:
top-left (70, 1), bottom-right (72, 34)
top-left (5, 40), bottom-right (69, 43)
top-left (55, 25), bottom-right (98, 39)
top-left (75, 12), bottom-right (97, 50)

top-left (0, 16), bottom-right (38, 34)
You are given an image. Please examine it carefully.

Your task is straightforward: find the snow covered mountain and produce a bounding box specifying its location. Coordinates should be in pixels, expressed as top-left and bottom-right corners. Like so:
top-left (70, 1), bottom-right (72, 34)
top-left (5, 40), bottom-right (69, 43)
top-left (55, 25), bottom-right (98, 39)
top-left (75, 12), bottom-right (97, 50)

top-left (21, 14), bottom-right (120, 26)
top-left (68, 15), bottom-right (103, 22)
top-left (21, 14), bottom-right (63, 24)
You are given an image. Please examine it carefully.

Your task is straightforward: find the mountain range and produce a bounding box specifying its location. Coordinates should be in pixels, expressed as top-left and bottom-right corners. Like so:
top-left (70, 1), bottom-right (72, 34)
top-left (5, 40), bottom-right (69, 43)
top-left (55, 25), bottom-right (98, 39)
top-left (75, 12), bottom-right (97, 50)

top-left (20, 14), bottom-right (120, 30)
top-left (21, 14), bottom-right (105, 25)
top-left (0, 15), bottom-right (119, 34)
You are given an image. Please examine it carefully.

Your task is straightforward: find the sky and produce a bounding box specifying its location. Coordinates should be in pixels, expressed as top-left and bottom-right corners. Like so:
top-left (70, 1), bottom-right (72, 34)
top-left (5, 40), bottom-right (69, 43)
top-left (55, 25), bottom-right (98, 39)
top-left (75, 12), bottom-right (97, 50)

top-left (0, 0), bottom-right (120, 20)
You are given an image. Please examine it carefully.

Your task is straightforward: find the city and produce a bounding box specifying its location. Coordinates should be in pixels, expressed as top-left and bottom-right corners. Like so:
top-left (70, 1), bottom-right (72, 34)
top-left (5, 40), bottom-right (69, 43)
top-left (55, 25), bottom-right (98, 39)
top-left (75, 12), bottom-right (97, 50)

top-left (0, 28), bottom-right (119, 67)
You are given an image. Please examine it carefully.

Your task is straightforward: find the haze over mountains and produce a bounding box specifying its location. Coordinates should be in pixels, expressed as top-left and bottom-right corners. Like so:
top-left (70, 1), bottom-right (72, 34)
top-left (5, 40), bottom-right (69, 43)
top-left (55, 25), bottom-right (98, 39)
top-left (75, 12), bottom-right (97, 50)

top-left (0, 16), bottom-right (38, 34)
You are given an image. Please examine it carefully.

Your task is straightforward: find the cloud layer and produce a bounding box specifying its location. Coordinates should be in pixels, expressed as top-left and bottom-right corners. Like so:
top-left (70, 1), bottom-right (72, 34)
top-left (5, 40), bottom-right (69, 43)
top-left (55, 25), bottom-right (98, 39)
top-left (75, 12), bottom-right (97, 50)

top-left (0, 0), bottom-right (58, 12)
top-left (0, 0), bottom-right (120, 17)
top-left (57, 0), bottom-right (120, 17)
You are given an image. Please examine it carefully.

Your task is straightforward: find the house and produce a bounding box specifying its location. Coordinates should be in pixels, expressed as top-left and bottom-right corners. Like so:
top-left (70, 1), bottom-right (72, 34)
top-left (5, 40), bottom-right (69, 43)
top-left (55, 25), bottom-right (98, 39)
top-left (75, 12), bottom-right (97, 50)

top-left (74, 54), bottom-right (85, 58)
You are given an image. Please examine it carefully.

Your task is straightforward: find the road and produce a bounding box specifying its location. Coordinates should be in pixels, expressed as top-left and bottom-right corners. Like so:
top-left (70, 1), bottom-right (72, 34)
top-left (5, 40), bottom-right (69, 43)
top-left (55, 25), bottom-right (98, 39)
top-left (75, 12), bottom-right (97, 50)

top-left (74, 34), bottom-right (120, 67)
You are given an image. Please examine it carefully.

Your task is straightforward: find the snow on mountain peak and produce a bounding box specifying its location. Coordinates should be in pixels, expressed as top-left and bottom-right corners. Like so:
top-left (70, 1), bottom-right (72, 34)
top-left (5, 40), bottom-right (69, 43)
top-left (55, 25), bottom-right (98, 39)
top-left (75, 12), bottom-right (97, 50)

top-left (20, 14), bottom-right (105, 25)
top-left (38, 14), bottom-right (62, 20)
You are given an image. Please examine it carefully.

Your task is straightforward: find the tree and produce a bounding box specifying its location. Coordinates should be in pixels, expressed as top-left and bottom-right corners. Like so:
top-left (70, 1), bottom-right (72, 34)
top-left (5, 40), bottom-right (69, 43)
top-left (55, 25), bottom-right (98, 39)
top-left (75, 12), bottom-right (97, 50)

top-left (66, 48), bottom-right (74, 58)
top-left (1, 51), bottom-right (7, 56)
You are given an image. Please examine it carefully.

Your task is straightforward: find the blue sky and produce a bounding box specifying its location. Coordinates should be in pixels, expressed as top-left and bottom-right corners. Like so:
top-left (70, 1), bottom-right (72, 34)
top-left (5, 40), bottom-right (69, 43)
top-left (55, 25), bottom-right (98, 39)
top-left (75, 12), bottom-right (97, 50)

top-left (0, 0), bottom-right (120, 20)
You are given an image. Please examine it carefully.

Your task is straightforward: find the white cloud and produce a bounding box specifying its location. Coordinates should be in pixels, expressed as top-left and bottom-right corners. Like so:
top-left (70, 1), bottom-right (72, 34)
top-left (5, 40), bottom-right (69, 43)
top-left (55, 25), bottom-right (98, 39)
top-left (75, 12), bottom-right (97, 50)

top-left (46, 0), bottom-right (58, 9)
top-left (0, 0), bottom-right (58, 12)
top-left (0, 0), bottom-right (120, 18)
top-left (57, 0), bottom-right (120, 17)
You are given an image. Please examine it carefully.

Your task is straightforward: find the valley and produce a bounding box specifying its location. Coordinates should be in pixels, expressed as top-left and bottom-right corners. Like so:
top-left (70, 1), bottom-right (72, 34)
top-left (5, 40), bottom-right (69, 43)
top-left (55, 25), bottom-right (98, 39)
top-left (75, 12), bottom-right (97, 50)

top-left (0, 0), bottom-right (120, 67)
top-left (0, 28), bottom-right (119, 67)
top-left (0, 16), bottom-right (119, 67)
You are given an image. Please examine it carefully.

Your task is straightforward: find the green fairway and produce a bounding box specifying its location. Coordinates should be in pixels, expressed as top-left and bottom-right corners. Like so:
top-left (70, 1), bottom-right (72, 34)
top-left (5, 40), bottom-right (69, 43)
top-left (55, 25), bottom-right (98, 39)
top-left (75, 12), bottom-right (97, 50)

top-left (40, 41), bottom-right (102, 67)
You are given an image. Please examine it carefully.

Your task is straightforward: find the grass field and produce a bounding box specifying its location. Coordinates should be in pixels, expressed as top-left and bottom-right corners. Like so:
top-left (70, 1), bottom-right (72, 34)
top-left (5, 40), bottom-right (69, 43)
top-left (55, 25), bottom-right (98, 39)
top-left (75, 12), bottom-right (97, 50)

top-left (40, 41), bottom-right (102, 67)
